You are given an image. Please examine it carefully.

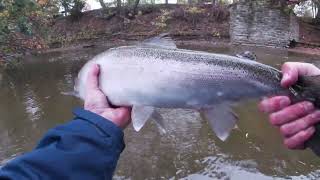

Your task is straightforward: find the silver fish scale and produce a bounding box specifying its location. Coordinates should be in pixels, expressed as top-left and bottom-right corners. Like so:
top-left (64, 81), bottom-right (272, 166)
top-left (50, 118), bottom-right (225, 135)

top-left (111, 46), bottom-right (282, 85)
top-left (109, 47), bottom-right (280, 105)
top-left (77, 46), bottom-right (286, 108)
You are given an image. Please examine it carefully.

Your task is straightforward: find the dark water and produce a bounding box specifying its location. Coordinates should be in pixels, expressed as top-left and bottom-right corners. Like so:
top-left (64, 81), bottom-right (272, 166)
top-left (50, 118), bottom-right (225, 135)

top-left (0, 43), bottom-right (320, 179)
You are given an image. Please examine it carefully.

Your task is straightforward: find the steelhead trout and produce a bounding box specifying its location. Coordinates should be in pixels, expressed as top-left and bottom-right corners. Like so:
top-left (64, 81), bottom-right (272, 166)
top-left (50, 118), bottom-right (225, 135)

top-left (75, 34), bottom-right (320, 155)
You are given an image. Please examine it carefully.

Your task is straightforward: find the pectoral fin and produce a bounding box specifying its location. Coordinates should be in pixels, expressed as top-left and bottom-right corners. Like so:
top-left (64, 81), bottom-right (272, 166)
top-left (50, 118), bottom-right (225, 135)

top-left (132, 106), bottom-right (155, 131)
top-left (201, 104), bottom-right (238, 141)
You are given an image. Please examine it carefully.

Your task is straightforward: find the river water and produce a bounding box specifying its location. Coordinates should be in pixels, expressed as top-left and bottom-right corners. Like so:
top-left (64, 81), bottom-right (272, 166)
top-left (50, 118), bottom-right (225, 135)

top-left (0, 42), bottom-right (320, 179)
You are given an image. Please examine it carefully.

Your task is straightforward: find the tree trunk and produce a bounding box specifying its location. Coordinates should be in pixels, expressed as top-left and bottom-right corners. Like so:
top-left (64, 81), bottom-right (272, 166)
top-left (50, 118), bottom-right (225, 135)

top-left (60, 0), bottom-right (73, 16)
top-left (165, 0), bottom-right (168, 5)
top-left (280, 0), bottom-right (287, 8)
top-left (117, 0), bottom-right (122, 15)
top-left (316, 10), bottom-right (320, 22)
top-left (314, 0), bottom-right (320, 22)
top-left (98, 0), bottom-right (107, 9)
top-left (212, 0), bottom-right (216, 7)
top-left (62, 3), bottom-right (69, 16)
top-left (132, 0), bottom-right (140, 15)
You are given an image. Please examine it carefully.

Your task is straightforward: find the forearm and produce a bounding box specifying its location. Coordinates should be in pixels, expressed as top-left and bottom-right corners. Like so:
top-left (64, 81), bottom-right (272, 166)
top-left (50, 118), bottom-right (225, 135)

top-left (0, 108), bottom-right (125, 180)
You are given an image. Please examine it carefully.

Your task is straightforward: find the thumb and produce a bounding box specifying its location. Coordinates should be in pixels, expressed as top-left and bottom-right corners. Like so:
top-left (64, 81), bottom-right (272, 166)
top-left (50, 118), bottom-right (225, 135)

top-left (281, 62), bottom-right (320, 88)
top-left (86, 64), bottom-right (100, 92)
top-left (281, 62), bottom-right (298, 88)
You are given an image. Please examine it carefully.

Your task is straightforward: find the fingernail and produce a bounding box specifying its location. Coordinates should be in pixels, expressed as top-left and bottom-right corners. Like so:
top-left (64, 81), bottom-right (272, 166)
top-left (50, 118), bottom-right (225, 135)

top-left (279, 98), bottom-right (290, 108)
top-left (303, 102), bottom-right (314, 111)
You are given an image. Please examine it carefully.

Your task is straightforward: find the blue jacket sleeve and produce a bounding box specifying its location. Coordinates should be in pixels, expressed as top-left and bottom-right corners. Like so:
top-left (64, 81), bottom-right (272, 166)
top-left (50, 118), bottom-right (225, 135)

top-left (0, 108), bottom-right (125, 180)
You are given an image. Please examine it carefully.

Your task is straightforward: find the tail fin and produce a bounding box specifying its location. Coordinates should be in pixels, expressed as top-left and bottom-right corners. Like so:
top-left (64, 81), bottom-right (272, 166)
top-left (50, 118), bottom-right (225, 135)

top-left (292, 75), bottom-right (320, 156)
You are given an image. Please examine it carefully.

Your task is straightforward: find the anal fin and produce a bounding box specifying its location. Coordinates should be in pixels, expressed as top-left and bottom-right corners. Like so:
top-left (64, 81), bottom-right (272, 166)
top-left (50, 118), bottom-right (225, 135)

top-left (201, 103), bottom-right (238, 141)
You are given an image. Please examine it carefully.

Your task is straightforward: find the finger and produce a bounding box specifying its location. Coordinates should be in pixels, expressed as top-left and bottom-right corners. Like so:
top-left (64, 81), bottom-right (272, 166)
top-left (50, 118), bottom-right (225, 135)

top-left (259, 96), bottom-right (290, 113)
top-left (284, 126), bottom-right (315, 149)
top-left (114, 107), bottom-right (132, 125)
top-left (86, 64), bottom-right (100, 92)
top-left (101, 107), bottom-right (132, 129)
top-left (101, 107), bottom-right (131, 120)
top-left (280, 110), bottom-right (320, 137)
top-left (269, 101), bottom-right (314, 126)
top-left (281, 62), bottom-right (299, 88)
top-left (281, 62), bottom-right (320, 88)
top-left (115, 107), bottom-right (132, 122)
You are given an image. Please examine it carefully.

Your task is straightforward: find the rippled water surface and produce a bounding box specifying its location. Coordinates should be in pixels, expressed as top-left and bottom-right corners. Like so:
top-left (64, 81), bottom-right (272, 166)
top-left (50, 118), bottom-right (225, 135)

top-left (1, 43), bottom-right (320, 179)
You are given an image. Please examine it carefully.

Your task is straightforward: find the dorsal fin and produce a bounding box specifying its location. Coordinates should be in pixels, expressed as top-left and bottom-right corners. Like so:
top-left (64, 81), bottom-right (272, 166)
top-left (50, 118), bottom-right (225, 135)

top-left (140, 33), bottom-right (177, 49)
top-left (236, 51), bottom-right (257, 61)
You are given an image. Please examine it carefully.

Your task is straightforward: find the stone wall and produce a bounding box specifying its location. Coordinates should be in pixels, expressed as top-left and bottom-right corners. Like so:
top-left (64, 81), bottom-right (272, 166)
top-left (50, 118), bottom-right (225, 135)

top-left (229, 0), bottom-right (299, 47)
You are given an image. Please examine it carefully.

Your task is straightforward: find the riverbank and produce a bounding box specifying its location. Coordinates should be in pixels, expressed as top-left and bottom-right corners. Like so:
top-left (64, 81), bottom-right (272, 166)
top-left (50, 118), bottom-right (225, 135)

top-left (1, 4), bottom-right (320, 64)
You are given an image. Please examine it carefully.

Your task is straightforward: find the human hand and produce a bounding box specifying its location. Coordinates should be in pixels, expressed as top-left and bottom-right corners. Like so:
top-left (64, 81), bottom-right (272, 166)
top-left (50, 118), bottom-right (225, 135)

top-left (259, 62), bottom-right (320, 149)
top-left (84, 64), bottom-right (131, 129)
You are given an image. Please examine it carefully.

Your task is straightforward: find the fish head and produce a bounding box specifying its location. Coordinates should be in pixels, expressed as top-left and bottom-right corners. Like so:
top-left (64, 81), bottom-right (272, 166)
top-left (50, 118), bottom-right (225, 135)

top-left (74, 60), bottom-right (97, 100)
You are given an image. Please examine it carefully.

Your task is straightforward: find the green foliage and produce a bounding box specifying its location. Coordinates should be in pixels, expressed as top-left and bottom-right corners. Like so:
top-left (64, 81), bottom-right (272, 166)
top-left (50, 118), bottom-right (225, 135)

top-left (17, 16), bottom-right (33, 35)
top-left (0, 0), bottom-right (38, 38)
top-left (0, 0), bottom-right (56, 58)
top-left (0, 6), bottom-right (9, 42)
top-left (10, 0), bottom-right (37, 14)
